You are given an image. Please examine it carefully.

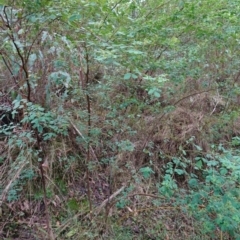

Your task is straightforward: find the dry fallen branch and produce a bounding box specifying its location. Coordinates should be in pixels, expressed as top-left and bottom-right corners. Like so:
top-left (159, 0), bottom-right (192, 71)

top-left (70, 120), bottom-right (99, 162)
top-left (0, 160), bottom-right (27, 207)
top-left (95, 184), bottom-right (126, 215)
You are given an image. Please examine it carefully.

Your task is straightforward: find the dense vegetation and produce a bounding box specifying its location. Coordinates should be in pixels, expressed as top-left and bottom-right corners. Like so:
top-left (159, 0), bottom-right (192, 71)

top-left (0, 0), bottom-right (240, 239)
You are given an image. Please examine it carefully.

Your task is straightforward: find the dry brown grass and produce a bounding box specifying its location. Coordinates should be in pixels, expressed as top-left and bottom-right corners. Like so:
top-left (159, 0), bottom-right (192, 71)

top-left (1, 74), bottom-right (240, 239)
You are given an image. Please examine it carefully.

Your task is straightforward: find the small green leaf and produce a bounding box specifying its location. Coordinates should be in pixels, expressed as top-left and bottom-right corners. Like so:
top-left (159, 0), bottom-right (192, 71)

top-left (188, 178), bottom-right (199, 188)
top-left (29, 53), bottom-right (37, 67)
top-left (66, 228), bottom-right (78, 238)
top-left (69, 14), bottom-right (81, 22)
top-left (140, 167), bottom-right (154, 179)
top-left (174, 168), bottom-right (184, 175)
top-left (17, 29), bottom-right (24, 35)
top-left (153, 91), bottom-right (160, 98)
top-left (124, 73), bottom-right (132, 80)
top-left (131, 74), bottom-right (138, 79)
top-left (220, 168), bottom-right (228, 176)
top-left (195, 145), bottom-right (203, 151)
top-left (12, 99), bottom-right (21, 109)
top-left (195, 160), bottom-right (203, 169)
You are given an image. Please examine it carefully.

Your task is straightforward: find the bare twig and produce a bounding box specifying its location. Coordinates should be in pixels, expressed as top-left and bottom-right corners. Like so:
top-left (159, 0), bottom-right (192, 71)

top-left (99, 0), bottom-right (125, 29)
top-left (127, 193), bottom-right (165, 199)
top-left (95, 184), bottom-right (126, 215)
top-left (0, 52), bottom-right (19, 87)
top-left (3, 6), bottom-right (31, 101)
top-left (39, 160), bottom-right (55, 240)
top-left (69, 120), bottom-right (99, 162)
top-left (83, 45), bottom-right (93, 218)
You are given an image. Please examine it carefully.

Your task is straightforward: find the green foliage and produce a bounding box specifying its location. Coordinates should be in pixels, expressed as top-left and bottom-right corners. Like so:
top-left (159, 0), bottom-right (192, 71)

top-left (139, 166), bottom-right (154, 179)
top-left (160, 144), bottom-right (240, 237)
top-left (67, 198), bottom-right (80, 212)
top-left (1, 0), bottom-right (240, 239)
top-left (7, 165), bottom-right (35, 201)
top-left (158, 174), bottom-right (178, 198)
top-left (116, 140), bottom-right (135, 152)
top-left (21, 101), bottom-right (69, 137)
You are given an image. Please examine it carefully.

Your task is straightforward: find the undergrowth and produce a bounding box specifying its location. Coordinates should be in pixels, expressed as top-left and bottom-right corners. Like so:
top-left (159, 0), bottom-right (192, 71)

top-left (1, 1), bottom-right (240, 239)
